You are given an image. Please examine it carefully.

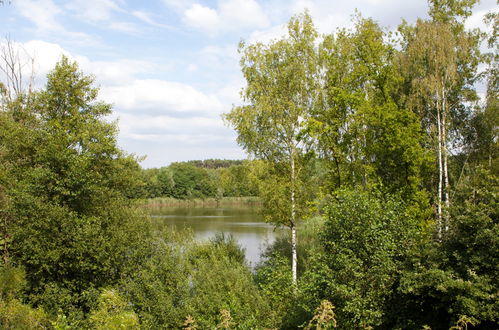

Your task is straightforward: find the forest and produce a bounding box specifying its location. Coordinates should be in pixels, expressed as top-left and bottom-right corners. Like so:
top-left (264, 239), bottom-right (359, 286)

top-left (136, 159), bottom-right (259, 200)
top-left (0, 0), bottom-right (497, 329)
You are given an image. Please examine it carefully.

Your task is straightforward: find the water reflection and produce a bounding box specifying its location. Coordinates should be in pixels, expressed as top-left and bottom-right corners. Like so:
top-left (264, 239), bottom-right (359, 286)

top-left (148, 206), bottom-right (282, 266)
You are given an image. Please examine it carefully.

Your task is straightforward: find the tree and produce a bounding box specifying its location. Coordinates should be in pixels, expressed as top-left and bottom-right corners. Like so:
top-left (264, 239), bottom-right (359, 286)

top-left (310, 16), bottom-right (430, 201)
top-left (0, 56), bottom-right (149, 315)
top-left (169, 162), bottom-right (216, 199)
top-left (224, 11), bottom-right (318, 286)
top-left (464, 10), bottom-right (498, 171)
top-left (0, 38), bottom-right (35, 106)
top-left (399, 0), bottom-right (482, 236)
top-left (301, 190), bottom-right (422, 328)
top-left (389, 167), bottom-right (498, 329)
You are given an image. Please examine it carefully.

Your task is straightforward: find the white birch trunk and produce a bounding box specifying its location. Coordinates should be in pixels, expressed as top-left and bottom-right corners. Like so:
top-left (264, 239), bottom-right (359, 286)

top-left (442, 87), bottom-right (450, 233)
top-left (436, 94), bottom-right (443, 239)
top-left (290, 147), bottom-right (297, 287)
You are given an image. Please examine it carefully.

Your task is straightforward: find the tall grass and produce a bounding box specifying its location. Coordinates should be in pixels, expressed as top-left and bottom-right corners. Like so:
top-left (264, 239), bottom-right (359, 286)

top-left (140, 196), bottom-right (261, 208)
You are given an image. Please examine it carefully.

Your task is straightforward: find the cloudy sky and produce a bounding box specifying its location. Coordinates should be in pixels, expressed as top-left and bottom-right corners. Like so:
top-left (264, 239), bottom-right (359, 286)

top-left (0, 0), bottom-right (495, 168)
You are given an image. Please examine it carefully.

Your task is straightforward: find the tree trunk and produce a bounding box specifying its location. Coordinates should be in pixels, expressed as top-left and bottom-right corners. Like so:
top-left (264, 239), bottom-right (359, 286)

top-left (442, 86), bottom-right (450, 233)
top-left (290, 148), bottom-right (297, 287)
top-left (291, 223), bottom-right (297, 286)
top-left (436, 94), bottom-right (443, 239)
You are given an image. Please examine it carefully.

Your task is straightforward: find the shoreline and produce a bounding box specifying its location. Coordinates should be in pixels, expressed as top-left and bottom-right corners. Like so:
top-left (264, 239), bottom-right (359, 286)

top-left (139, 196), bottom-right (262, 208)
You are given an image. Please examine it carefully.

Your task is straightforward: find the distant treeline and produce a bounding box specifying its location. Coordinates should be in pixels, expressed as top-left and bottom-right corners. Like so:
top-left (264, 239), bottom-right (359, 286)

top-left (133, 159), bottom-right (259, 199)
top-left (179, 159), bottom-right (244, 169)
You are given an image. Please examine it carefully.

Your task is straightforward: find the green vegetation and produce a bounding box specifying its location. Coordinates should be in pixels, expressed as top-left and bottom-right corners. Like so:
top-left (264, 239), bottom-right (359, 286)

top-left (135, 159), bottom-right (259, 201)
top-left (0, 0), bottom-right (497, 328)
top-left (143, 196), bottom-right (261, 207)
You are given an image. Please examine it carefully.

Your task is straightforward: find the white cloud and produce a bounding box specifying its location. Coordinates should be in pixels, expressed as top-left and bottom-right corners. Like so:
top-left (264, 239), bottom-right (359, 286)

top-left (216, 79), bottom-right (245, 106)
top-left (1, 40), bottom-right (162, 90)
top-left (219, 0), bottom-right (269, 29)
top-left (465, 8), bottom-right (493, 31)
top-left (116, 112), bottom-right (245, 166)
top-left (24, 40), bottom-right (68, 69)
top-left (14, 0), bottom-right (99, 46)
top-left (65, 0), bottom-right (146, 36)
top-left (15, 0), bottom-right (63, 31)
top-left (132, 11), bottom-right (155, 24)
top-left (289, 0), bottom-right (354, 33)
top-left (183, 4), bottom-right (220, 31)
top-left (182, 0), bottom-right (270, 34)
top-left (99, 79), bottom-right (225, 117)
top-left (120, 115), bottom-right (225, 137)
top-left (85, 59), bottom-right (157, 86)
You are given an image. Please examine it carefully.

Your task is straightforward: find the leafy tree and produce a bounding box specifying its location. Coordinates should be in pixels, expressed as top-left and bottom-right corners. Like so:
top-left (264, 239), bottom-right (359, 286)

top-left (184, 159), bottom-right (244, 169)
top-left (398, 0), bottom-right (482, 235)
top-left (0, 56), bottom-right (150, 315)
top-left (123, 232), bottom-right (274, 329)
top-left (310, 16), bottom-right (431, 202)
top-left (390, 167), bottom-right (498, 329)
top-left (219, 161), bottom-right (258, 197)
top-left (185, 235), bottom-right (274, 329)
top-left (224, 11), bottom-right (319, 286)
top-left (169, 162), bottom-right (216, 199)
top-left (122, 232), bottom-right (191, 328)
top-left (464, 11), bottom-right (498, 172)
top-left (302, 190), bottom-right (424, 328)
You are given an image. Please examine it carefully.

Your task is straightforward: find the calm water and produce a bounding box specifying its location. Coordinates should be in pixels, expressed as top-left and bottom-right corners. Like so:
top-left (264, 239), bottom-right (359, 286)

top-left (148, 206), bottom-right (280, 266)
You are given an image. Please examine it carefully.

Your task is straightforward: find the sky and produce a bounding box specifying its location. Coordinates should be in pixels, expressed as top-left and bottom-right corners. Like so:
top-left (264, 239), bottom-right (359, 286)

top-left (0, 0), bottom-right (496, 168)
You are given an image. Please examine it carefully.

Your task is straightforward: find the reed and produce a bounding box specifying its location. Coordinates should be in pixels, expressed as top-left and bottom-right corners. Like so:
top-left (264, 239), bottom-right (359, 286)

top-left (140, 196), bottom-right (261, 208)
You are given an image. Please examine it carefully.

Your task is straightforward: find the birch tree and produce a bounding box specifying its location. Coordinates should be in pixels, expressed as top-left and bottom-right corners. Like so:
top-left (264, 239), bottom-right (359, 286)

top-left (399, 0), bottom-right (481, 236)
top-left (309, 17), bottom-right (429, 201)
top-left (224, 12), bottom-right (318, 286)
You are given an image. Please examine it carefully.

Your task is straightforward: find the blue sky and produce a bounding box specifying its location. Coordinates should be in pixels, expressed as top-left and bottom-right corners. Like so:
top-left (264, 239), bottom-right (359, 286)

top-left (0, 0), bottom-right (495, 168)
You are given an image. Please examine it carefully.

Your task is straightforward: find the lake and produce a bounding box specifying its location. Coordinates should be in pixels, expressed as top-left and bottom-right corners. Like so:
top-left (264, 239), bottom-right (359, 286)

top-left (148, 205), bottom-right (281, 266)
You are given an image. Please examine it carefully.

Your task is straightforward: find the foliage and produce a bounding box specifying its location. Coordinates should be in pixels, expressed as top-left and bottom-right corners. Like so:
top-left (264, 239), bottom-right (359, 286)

top-left (254, 217), bottom-right (326, 329)
top-left (89, 289), bottom-right (139, 330)
top-left (0, 266), bottom-right (49, 329)
top-left (305, 300), bottom-right (337, 330)
top-left (0, 56), bottom-right (151, 317)
top-left (136, 160), bottom-right (259, 200)
top-left (185, 234), bottom-right (274, 329)
top-left (121, 231), bottom-right (190, 328)
top-left (0, 299), bottom-right (49, 329)
top-left (122, 231), bottom-right (274, 329)
top-left (389, 167), bottom-right (498, 329)
top-left (254, 253), bottom-right (296, 327)
top-left (311, 16), bottom-right (432, 200)
top-left (302, 190), bottom-right (425, 328)
top-left (168, 162), bottom-right (216, 199)
top-left (182, 159), bottom-right (244, 169)
top-left (0, 2), bottom-right (497, 328)
top-left (224, 12), bottom-right (321, 284)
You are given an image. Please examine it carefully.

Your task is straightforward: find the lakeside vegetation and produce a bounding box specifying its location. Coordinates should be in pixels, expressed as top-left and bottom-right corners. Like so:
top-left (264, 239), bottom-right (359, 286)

top-left (0, 0), bottom-right (497, 329)
top-left (134, 159), bottom-right (259, 201)
top-left (142, 196), bottom-right (261, 208)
